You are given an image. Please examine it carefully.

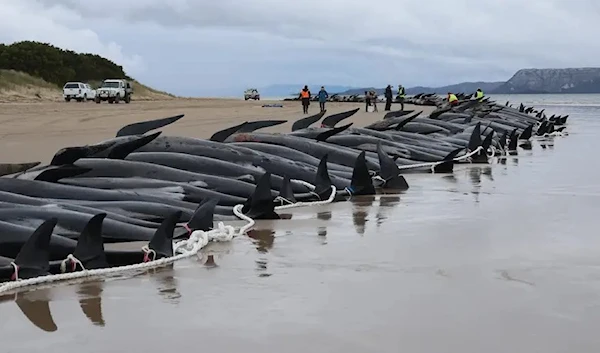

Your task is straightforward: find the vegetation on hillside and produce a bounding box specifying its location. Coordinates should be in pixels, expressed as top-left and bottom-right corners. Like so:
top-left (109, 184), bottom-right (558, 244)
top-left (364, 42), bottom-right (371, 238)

top-left (0, 41), bottom-right (176, 100)
top-left (0, 41), bottom-right (131, 87)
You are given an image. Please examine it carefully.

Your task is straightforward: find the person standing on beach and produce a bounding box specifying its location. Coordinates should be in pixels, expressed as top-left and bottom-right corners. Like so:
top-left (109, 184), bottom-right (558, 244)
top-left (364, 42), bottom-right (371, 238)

top-left (365, 90), bottom-right (371, 112)
top-left (370, 90), bottom-right (378, 112)
top-left (299, 85), bottom-right (311, 114)
top-left (318, 86), bottom-right (329, 112)
top-left (384, 85), bottom-right (393, 111)
top-left (397, 84), bottom-right (406, 111)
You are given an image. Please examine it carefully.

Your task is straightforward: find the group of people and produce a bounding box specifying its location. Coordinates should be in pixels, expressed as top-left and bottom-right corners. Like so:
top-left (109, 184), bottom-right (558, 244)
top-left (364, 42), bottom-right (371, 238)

top-left (298, 85), bottom-right (484, 114)
top-left (362, 84), bottom-right (407, 112)
top-left (299, 84), bottom-right (407, 114)
top-left (447, 88), bottom-right (484, 106)
top-left (299, 85), bottom-right (329, 114)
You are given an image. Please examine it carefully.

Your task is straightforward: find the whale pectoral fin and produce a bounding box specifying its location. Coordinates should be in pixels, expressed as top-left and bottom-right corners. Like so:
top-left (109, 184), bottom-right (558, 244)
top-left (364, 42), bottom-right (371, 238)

top-left (116, 114), bottom-right (184, 137)
top-left (210, 121), bottom-right (248, 142)
top-left (72, 213), bottom-right (109, 270)
top-left (394, 113), bottom-right (420, 130)
top-left (315, 123), bottom-right (353, 142)
top-left (236, 120), bottom-right (287, 133)
top-left (321, 108), bottom-right (359, 128)
top-left (291, 110), bottom-right (326, 131)
top-left (34, 165), bottom-right (92, 182)
top-left (147, 211), bottom-right (181, 259)
top-left (105, 132), bottom-right (162, 159)
top-left (242, 172), bottom-right (280, 220)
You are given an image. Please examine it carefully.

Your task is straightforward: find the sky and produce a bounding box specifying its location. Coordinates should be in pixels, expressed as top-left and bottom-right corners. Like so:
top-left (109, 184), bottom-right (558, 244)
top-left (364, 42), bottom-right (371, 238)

top-left (1, 0), bottom-right (599, 97)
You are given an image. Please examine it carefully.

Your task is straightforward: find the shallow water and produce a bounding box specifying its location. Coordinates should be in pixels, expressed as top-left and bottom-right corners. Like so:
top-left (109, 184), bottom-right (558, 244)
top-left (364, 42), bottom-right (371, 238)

top-left (2, 97), bottom-right (600, 352)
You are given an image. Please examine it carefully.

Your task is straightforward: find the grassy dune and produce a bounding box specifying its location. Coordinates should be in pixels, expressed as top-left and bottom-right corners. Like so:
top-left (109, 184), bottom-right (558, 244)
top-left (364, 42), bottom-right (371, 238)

top-left (0, 69), bottom-right (177, 102)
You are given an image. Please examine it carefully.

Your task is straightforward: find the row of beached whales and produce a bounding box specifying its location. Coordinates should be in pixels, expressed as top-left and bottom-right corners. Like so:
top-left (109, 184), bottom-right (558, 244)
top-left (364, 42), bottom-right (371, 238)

top-left (0, 97), bottom-right (568, 284)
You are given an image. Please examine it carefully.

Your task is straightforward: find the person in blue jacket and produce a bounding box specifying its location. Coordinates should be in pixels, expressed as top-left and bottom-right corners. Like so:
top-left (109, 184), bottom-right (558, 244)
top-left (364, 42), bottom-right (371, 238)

top-left (318, 86), bottom-right (329, 112)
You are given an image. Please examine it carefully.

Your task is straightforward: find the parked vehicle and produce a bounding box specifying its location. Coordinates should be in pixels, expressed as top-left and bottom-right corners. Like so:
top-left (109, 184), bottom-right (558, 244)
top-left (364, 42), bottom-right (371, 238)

top-left (244, 88), bottom-right (260, 100)
top-left (63, 82), bottom-right (95, 102)
top-left (95, 79), bottom-right (133, 104)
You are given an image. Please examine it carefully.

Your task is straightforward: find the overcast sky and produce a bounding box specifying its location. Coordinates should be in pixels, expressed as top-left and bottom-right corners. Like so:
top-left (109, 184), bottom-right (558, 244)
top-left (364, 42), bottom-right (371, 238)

top-left (1, 0), bottom-right (599, 96)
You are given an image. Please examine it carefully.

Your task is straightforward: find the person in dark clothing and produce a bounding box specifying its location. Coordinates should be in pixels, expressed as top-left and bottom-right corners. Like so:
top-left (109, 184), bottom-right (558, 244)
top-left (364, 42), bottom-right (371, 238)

top-left (318, 86), bottom-right (328, 112)
top-left (299, 85), bottom-right (311, 114)
top-left (364, 90), bottom-right (371, 112)
top-left (384, 85), bottom-right (393, 111)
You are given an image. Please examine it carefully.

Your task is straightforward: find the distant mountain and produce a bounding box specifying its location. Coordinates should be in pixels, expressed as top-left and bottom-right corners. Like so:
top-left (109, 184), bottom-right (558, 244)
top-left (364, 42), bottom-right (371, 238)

top-left (338, 81), bottom-right (504, 96)
top-left (258, 84), bottom-right (357, 97)
top-left (491, 68), bottom-right (600, 94)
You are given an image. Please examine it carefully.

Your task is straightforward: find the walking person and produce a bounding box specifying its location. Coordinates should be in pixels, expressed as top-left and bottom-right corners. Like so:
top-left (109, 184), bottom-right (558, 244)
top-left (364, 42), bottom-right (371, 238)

top-left (364, 90), bottom-right (371, 112)
top-left (384, 85), bottom-right (393, 111)
top-left (318, 86), bottom-right (329, 112)
top-left (299, 85), bottom-right (311, 114)
top-left (397, 84), bottom-right (406, 111)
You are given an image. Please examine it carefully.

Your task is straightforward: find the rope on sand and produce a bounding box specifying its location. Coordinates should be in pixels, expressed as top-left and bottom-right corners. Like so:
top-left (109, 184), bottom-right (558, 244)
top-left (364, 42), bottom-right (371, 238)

top-left (0, 181), bottom-right (336, 294)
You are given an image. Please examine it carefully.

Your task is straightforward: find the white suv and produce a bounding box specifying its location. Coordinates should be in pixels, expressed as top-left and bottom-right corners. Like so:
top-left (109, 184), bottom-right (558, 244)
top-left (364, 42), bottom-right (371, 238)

top-left (63, 82), bottom-right (96, 102)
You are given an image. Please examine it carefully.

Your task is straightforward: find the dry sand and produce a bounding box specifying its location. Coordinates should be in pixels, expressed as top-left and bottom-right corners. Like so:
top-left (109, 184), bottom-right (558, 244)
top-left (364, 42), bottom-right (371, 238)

top-left (0, 99), bottom-right (434, 164)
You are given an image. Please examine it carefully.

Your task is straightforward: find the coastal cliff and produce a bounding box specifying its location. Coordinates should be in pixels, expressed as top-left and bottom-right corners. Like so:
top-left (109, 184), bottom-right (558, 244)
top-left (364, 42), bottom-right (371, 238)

top-left (492, 68), bottom-right (600, 94)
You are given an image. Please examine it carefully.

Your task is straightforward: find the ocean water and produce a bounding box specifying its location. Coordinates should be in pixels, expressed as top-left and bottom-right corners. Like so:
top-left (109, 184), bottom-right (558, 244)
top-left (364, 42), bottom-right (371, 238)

top-left (1, 94), bottom-right (600, 352)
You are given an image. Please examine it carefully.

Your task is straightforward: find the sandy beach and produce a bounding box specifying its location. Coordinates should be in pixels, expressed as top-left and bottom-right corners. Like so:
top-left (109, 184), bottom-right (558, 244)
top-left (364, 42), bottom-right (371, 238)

top-left (0, 99), bottom-right (433, 163)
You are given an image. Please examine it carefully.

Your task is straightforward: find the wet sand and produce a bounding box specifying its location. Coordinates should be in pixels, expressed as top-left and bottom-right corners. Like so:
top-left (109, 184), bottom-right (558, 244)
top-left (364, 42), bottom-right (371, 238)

top-left (0, 99), bottom-right (433, 163)
top-left (1, 100), bottom-right (600, 352)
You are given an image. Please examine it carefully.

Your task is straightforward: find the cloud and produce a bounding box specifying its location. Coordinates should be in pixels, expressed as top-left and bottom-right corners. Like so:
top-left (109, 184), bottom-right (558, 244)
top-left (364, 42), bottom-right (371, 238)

top-left (2, 0), bottom-right (599, 96)
top-left (0, 1), bottom-right (145, 76)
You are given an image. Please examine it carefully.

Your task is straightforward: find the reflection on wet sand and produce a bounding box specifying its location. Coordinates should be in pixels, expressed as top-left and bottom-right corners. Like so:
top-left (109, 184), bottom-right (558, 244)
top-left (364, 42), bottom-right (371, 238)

top-left (375, 195), bottom-right (401, 227)
top-left (351, 196), bottom-right (375, 235)
top-left (247, 229), bottom-right (275, 253)
top-left (246, 229), bottom-right (275, 277)
top-left (317, 211), bottom-right (332, 221)
top-left (147, 265), bottom-right (182, 304)
top-left (15, 289), bottom-right (57, 332)
top-left (76, 281), bottom-right (105, 326)
top-left (0, 281), bottom-right (106, 332)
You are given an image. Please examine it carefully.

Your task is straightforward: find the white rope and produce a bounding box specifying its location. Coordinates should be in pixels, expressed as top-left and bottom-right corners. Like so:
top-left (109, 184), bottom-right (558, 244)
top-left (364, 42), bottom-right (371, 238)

top-left (397, 146), bottom-right (484, 171)
top-left (274, 185), bottom-right (336, 210)
top-left (0, 204), bottom-right (253, 294)
top-left (0, 180), bottom-right (337, 294)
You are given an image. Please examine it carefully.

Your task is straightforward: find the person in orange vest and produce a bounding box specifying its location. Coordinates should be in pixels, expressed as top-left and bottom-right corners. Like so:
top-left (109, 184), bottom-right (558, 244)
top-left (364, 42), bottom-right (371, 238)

top-left (299, 85), bottom-right (311, 114)
top-left (447, 92), bottom-right (459, 106)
